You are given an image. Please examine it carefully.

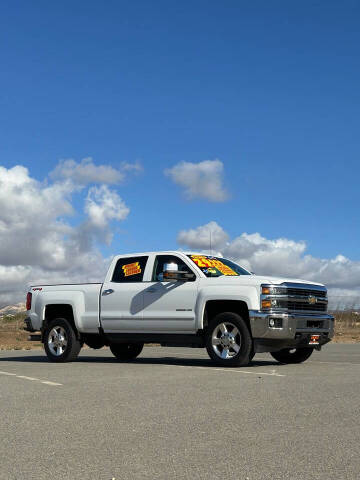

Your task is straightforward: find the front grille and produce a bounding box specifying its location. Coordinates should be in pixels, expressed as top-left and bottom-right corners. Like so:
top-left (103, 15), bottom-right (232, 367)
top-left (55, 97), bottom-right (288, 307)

top-left (296, 318), bottom-right (330, 329)
top-left (307, 320), bottom-right (324, 328)
top-left (285, 301), bottom-right (327, 312)
top-left (262, 283), bottom-right (328, 314)
top-left (286, 288), bottom-right (327, 298)
top-left (285, 285), bottom-right (327, 312)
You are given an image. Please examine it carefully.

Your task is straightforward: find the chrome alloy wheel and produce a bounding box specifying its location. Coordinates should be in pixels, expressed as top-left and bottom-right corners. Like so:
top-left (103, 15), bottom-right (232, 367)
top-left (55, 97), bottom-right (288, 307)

top-left (48, 326), bottom-right (68, 356)
top-left (211, 322), bottom-right (241, 360)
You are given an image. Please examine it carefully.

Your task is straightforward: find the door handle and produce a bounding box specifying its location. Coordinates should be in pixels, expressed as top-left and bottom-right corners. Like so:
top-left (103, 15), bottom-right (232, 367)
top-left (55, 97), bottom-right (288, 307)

top-left (102, 289), bottom-right (114, 296)
top-left (147, 288), bottom-right (156, 293)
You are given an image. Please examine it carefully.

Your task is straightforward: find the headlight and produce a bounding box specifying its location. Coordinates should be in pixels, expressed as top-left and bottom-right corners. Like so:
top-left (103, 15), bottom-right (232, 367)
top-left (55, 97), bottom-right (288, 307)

top-left (261, 285), bottom-right (287, 295)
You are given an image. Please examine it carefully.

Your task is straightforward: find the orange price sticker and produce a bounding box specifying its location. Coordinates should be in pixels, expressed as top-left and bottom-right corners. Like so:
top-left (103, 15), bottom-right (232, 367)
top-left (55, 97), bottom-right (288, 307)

top-left (122, 262), bottom-right (141, 277)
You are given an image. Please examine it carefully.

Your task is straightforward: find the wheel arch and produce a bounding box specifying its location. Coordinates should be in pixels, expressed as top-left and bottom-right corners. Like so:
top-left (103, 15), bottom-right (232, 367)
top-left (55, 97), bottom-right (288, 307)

top-left (203, 300), bottom-right (251, 335)
top-left (43, 304), bottom-right (78, 340)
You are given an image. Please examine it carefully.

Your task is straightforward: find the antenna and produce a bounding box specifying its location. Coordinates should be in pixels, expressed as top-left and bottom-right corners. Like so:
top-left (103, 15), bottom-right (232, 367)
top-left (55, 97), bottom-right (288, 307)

top-left (209, 230), bottom-right (212, 256)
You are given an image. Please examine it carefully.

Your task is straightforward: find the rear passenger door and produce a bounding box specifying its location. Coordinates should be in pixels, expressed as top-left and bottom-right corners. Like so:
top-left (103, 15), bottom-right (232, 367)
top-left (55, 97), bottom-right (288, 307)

top-left (100, 256), bottom-right (149, 333)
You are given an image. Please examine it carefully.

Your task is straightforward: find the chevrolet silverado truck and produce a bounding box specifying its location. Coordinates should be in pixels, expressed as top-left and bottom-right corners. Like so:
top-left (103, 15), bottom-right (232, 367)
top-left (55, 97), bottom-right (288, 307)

top-left (24, 251), bottom-right (334, 366)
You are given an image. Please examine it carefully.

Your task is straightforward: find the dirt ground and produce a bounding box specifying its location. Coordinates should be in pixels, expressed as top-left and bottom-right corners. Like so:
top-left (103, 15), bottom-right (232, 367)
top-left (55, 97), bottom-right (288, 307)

top-left (1, 312), bottom-right (359, 350)
top-left (331, 328), bottom-right (360, 343)
top-left (0, 314), bottom-right (42, 350)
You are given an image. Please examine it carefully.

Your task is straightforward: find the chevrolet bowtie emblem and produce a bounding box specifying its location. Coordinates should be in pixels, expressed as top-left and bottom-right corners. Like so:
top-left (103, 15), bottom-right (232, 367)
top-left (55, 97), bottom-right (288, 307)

top-left (308, 295), bottom-right (317, 305)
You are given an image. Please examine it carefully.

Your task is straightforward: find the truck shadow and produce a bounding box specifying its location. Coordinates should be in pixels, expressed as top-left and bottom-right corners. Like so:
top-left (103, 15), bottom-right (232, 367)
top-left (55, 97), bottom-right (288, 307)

top-left (128, 357), bottom-right (281, 368)
top-left (0, 353), bottom-right (280, 368)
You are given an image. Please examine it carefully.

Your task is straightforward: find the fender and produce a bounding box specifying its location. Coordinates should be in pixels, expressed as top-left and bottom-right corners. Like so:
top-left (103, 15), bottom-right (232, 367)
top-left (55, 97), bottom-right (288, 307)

top-left (195, 284), bottom-right (259, 330)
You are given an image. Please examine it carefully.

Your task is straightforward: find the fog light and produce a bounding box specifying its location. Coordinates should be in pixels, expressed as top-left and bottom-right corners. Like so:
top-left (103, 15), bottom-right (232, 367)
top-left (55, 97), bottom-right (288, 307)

top-left (269, 318), bottom-right (283, 328)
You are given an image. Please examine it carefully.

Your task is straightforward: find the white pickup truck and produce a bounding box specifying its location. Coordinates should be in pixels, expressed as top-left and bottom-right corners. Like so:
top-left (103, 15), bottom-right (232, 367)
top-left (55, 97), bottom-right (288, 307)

top-left (24, 251), bottom-right (334, 366)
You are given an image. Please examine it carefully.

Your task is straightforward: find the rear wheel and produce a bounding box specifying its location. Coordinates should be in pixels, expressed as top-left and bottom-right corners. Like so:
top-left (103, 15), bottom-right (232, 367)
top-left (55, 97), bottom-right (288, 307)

top-left (270, 347), bottom-right (314, 364)
top-left (206, 312), bottom-right (252, 367)
top-left (44, 318), bottom-right (81, 363)
top-left (110, 343), bottom-right (144, 360)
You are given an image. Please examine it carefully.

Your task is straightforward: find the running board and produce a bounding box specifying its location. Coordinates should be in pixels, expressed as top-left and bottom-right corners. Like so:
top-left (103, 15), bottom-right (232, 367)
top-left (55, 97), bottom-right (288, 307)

top-left (105, 333), bottom-right (205, 347)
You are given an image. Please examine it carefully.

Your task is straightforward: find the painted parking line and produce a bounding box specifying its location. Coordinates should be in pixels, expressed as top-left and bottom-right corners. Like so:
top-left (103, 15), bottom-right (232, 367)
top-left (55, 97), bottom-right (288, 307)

top-left (41, 381), bottom-right (63, 386)
top-left (157, 352), bottom-right (360, 368)
top-left (16, 376), bottom-right (39, 381)
top-left (142, 352), bottom-right (285, 376)
top-left (162, 364), bottom-right (285, 377)
top-left (213, 367), bottom-right (285, 376)
top-left (0, 370), bottom-right (62, 386)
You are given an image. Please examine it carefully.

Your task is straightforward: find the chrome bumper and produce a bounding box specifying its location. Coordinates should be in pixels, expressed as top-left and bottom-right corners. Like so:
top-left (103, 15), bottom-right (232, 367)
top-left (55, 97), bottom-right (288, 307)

top-left (249, 311), bottom-right (335, 340)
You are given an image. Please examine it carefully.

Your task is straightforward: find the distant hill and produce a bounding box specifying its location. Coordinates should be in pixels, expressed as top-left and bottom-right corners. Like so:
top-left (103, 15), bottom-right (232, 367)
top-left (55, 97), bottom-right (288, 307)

top-left (0, 303), bottom-right (26, 316)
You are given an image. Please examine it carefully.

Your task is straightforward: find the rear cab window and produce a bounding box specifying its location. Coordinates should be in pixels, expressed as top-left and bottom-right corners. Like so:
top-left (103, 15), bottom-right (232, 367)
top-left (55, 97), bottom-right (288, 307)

top-left (112, 256), bottom-right (149, 283)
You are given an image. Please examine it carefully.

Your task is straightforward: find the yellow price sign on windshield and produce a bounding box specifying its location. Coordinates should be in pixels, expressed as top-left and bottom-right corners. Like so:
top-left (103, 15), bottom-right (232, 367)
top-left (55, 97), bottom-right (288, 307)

top-left (190, 256), bottom-right (237, 276)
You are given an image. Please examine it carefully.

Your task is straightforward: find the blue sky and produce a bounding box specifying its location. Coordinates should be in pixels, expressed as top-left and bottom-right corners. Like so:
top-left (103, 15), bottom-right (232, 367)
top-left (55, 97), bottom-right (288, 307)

top-left (1, 0), bottom-right (359, 277)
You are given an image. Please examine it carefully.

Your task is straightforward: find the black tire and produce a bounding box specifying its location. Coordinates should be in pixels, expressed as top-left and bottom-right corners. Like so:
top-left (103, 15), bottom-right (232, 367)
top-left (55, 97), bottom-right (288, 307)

top-left (249, 348), bottom-right (255, 363)
top-left (43, 318), bottom-right (81, 363)
top-left (206, 312), bottom-right (252, 367)
top-left (110, 343), bottom-right (144, 361)
top-left (270, 347), bottom-right (314, 364)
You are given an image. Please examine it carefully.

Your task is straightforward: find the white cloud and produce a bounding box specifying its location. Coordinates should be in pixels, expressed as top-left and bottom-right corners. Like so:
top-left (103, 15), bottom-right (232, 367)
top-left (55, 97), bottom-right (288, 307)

top-left (177, 221), bottom-right (360, 303)
top-left (85, 185), bottom-right (130, 229)
top-left (121, 161), bottom-right (143, 174)
top-left (177, 221), bottom-right (229, 251)
top-left (0, 165), bottom-right (129, 305)
top-left (80, 185), bottom-right (130, 245)
top-left (164, 159), bottom-right (228, 202)
top-left (0, 257), bottom-right (110, 306)
top-left (50, 157), bottom-right (143, 185)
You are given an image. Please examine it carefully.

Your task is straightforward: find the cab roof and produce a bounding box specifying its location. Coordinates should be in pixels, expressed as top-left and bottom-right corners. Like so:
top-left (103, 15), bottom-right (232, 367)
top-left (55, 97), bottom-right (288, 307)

top-left (114, 250), bottom-right (219, 258)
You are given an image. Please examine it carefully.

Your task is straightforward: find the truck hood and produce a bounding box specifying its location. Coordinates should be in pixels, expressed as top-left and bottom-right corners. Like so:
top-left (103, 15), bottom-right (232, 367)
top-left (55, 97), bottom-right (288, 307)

top-left (213, 274), bottom-right (324, 288)
top-left (251, 275), bottom-right (324, 287)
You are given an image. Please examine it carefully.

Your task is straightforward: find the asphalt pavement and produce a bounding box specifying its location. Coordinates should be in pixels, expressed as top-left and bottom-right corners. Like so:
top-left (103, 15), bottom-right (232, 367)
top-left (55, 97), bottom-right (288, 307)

top-left (0, 344), bottom-right (359, 480)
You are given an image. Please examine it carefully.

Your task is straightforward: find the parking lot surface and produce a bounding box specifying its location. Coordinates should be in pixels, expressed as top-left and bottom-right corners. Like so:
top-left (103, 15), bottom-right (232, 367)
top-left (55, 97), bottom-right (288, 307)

top-left (0, 344), bottom-right (359, 480)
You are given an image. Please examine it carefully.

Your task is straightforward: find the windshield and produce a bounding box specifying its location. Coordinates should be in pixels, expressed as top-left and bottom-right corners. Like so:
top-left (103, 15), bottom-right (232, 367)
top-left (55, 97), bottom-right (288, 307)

top-left (187, 255), bottom-right (251, 277)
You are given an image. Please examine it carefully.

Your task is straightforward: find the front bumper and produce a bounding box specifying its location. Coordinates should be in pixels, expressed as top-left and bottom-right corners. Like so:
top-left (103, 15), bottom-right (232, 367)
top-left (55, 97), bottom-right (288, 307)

top-left (249, 310), bottom-right (334, 351)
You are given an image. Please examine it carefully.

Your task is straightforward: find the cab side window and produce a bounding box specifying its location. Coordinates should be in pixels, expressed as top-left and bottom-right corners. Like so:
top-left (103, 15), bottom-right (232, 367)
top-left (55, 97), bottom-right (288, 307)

top-left (152, 255), bottom-right (195, 281)
top-left (112, 256), bottom-right (148, 283)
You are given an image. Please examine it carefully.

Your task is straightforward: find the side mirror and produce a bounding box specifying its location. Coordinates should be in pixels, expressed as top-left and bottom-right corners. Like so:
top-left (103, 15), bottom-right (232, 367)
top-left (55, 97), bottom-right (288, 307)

top-left (163, 263), bottom-right (195, 282)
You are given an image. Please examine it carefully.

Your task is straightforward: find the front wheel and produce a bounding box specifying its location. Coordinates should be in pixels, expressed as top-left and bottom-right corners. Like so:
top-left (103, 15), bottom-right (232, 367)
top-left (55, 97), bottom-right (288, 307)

top-left (110, 343), bottom-right (144, 361)
top-left (44, 318), bottom-right (82, 363)
top-left (206, 312), bottom-right (252, 367)
top-left (270, 347), bottom-right (314, 364)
